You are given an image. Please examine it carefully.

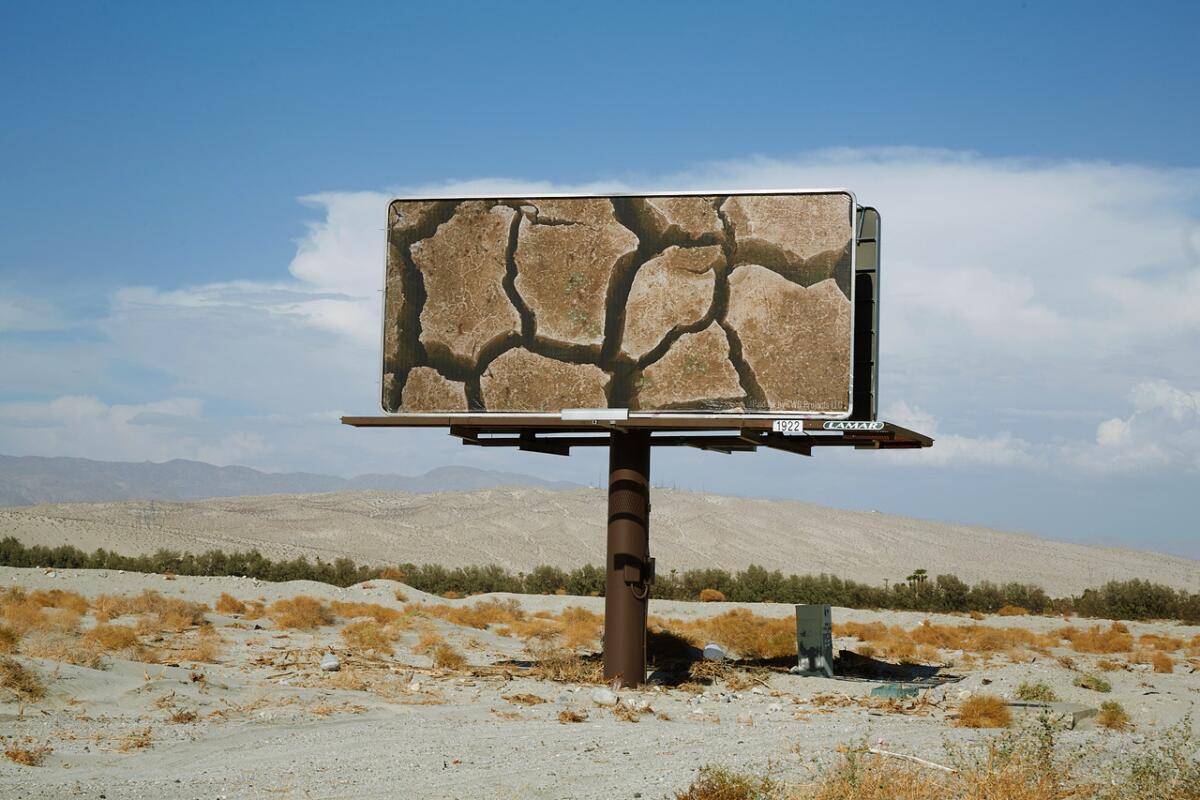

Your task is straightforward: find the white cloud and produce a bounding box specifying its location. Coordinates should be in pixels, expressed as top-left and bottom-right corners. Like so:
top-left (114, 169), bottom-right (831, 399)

top-left (1066, 380), bottom-right (1200, 473)
top-left (880, 400), bottom-right (1041, 468)
top-left (0, 395), bottom-right (267, 465)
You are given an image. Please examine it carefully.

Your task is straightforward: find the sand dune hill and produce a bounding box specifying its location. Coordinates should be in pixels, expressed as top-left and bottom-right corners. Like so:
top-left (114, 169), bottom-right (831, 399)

top-left (2, 488), bottom-right (1196, 596)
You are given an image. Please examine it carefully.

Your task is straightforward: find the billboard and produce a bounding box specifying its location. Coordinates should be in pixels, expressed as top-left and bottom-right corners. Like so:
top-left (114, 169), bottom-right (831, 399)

top-left (381, 191), bottom-right (858, 418)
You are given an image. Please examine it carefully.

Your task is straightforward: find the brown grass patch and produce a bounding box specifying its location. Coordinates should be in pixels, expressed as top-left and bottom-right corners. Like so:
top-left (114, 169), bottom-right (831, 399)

top-left (698, 588), bottom-right (726, 602)
top-left (331, 601), bottom-right (405, 626)
top-left (214, 593), bottom-right (247, 615)
top-left (997, 605), bottom-right (1028, 616)
top-left (175, 626), bottom-right (223, 663)
top-left (1096, 659), bottom-right (1123, 672)
top-left (0, 656), bottom-right (45, 700)
top-left (267, 596), bottom-right (333, 630)
top-left (340, 620), bottom-right (397, 655)
top-left (92, 591), bottom-right (208, 632)
top-left (558, 709), bottom-right (588, 723)
top-left (1058, 623), bottom-right (1133, 654)
top-left (957, 694), bottom-right (1011, 728)
top-left (1097, 700), bottom-right (1132, 731)
top-left (0, 625), bottom-right (16, 654)
top-left (430, 643), bottom-right (466, 670)
top-left (835, 619), bottom-right (1053, 664)
top-left (1151, 651), bottom-right (1174, 673)
top-left (3, 740), bottom-right (52, 766)
top-left (18, 631), bottom-right (102, 668)
top-left (82, 623), bottom-right (143, 658)
top-left (652, 609), bottom-right (794, 659)
top-left (968, 610), bottom-right (985, 620)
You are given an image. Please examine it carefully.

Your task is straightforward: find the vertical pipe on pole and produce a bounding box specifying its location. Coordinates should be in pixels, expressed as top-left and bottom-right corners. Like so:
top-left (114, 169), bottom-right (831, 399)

top-left (603, 429), bottom-right (651, 687)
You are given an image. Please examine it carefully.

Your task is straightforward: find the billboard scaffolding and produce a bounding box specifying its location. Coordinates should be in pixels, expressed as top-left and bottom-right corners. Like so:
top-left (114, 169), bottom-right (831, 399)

top-left (346, 190), bottom-right (931, 687)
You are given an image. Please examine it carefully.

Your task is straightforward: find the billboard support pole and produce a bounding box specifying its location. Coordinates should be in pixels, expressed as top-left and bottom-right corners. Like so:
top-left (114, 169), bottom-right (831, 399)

top-left (604, 429), bottom-right (652, 687)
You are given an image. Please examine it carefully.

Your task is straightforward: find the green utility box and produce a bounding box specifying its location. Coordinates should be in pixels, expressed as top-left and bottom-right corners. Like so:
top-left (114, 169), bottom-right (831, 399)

top-left (794, 604), bottom-right (834, 677)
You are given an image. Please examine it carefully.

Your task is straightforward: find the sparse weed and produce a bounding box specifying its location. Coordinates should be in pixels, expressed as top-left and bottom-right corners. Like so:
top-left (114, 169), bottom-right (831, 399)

top-left (215, 593), bottom-right (247, 615)
top-left (3, 739), bottom-right (52, 767)
top-left (1014, 681), bottom-right (1059, 703)
top-left (1098, 701), bottom-right (1132, 731)
top-left (1073, 674), bottom-right (1112, 693)
top-left (341, 619), bottom-right (397, 654)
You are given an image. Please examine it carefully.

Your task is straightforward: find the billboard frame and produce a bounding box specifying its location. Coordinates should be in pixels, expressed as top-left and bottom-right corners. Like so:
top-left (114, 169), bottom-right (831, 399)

top-left (380, 188), bottom-right (859, 422)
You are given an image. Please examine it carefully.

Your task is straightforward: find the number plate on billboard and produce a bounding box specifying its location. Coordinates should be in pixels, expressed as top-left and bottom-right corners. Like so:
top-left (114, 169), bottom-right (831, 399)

top-left (771, 419), bottom-right (807, 435)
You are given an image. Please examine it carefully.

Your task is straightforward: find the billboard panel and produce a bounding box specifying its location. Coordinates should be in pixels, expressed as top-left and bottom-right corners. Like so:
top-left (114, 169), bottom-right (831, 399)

top-left (382, 191), bottom-right (856, 417)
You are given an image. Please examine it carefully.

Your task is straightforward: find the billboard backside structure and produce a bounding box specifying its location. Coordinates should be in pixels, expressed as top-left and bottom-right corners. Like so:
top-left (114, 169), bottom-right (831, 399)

top-left (382, 191), bottom-right (858, 418)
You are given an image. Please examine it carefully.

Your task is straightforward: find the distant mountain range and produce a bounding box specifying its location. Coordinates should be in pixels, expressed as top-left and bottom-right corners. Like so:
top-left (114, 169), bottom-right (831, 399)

top-left (0, 454), bottom-right (581, 506)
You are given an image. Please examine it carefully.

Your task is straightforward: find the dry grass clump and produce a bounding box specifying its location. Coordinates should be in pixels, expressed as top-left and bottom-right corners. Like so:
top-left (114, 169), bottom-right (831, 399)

top-left (1058, 623), bottom-right (1133, 654)
top-left (340, 620), bottom-right (397, 655)
top-left (175, 626), bottom-right (223, 663)
top-left (267, 596), bottom-right (333, 630)
top-left (214, 593), bottom-right (247, 615)
top-left (92, 591), bottom-right (208, 632)
top-left (81, 623), bottom-right (145, 660)
top-left (331, 601), bottom-right (405, 626)
top-left (1137, 633), bottom-right (1183, 652)
top-left (0, 625), bottom-right (17, 653)
top-left (997, 605), bottom-right (1029, 616)
top-left (699, 588), bottom-right (726, 602)
top-left (1151, 651), bottom-right (1174, 673)
top-left (0, 656), bottom-right (45, 700)
top-left (28, 589), bottom-right (90, 614)
top-left (652, 609), bottom-right (795, 660)
top-left (3, 739), bottom-right (52, 767)
top-left (1096, 659), bottom-right (1123, 672)
top-left (168, 708), bottom-right (199, 724)
top-left (957, 694), bottom-right (1011, 728)
top-left (1097, 700), bottom-right (1132, 731)
top-left (674, 765), bottom-right (779, 800)
top-left (835, 620), bottom-right (1054, 664)
top-left (527, 645), bottom-right (605, 684)
top-left (430, 643), bottom-right (465, 670)
top-left (558, 709), bottom-right (588, 723)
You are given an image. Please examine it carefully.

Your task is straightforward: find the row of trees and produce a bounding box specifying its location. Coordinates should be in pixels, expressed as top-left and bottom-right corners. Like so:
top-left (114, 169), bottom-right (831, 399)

top-left (1, 537), bottom-right (1195, 622)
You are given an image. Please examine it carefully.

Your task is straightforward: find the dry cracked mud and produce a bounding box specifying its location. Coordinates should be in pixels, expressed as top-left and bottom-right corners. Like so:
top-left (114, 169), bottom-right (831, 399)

top-left (382, 193), bottom-right (854, 414)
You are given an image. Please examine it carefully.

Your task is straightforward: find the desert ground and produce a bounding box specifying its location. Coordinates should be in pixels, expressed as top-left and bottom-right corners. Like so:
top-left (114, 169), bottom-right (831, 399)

top-left (1, 566), bottom-right (1198, 799)
top-left (3, 488), bottom-right (1198, 595)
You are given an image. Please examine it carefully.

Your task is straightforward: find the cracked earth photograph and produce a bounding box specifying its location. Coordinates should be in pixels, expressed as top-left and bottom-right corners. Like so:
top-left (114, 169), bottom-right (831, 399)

top-left (381, 192), bottom-right (855, 415)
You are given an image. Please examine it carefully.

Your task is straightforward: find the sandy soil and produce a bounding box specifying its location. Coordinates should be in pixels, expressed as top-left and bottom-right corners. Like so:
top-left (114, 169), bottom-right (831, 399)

top-left (4, 489), bottom-right (1198, 596)
top-left (2, 567), bottom-right (1198, 799)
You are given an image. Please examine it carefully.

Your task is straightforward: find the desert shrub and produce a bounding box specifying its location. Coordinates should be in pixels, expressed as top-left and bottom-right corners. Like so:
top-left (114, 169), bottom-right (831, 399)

top-left (1073, 674), bottom-right (1112, 693)
top-left (1151, 651), bottom-right (1174, 673)
top-left (1014, 681), bottom-right (1059, 702)
top-left (267, 596), bottom-right (333, 629)
top-left (1075, 579), bottom-right (1181, 621)
top-left (214, 593), bottom-right (247, 615)
top-left (82, 623), bottom-right (143, 659)
top-left (1096, 659), bottom-right (1123, 672)
top-left (0, 657), bottom-right (45, 700)
top-left (1058, 623), bottom-right (1133, 654)
top-left (340, 620), bottom-right (396, 654)
top-left (28, 589), bottom-right (89, 614)
top-left (957, 694), bottom-right (1011, 728)
top-left (997, 605), bottom-right (1028, 616)
top-left (430, 642), bottom-right (465, 670)
top-left (674, 765), bottom-right (779, 800)
top-left (330, 601), bottom-right (403, 626)
top-left (524, 565), bottom-right (569, 595)
top-left (698, 588), bottom-right (726, 602)
top-left (1098, 700), bottom-right (1132, 731)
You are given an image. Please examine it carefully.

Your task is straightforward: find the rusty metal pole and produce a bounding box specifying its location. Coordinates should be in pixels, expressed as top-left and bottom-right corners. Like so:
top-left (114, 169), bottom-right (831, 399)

top-left (603, 429), bottom-right (652, 687)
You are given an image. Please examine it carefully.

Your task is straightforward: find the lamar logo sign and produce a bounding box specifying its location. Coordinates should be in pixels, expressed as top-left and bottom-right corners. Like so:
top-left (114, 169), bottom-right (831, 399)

top-left (822, 420), bottom-right (885, 431)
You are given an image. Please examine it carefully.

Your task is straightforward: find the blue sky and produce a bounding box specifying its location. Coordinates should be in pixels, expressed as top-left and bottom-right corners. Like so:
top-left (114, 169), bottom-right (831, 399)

top-left (2, 2), bottom-right (1199, 560)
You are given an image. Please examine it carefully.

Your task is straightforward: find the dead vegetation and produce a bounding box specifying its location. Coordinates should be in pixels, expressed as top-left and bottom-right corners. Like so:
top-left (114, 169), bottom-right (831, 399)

top-left (3, 739), bottom-right (52, 767)
top-left (0, 656), bottom-right (45, 701)
top-left (956, 694), bottom-right (1011, 728)
top-left (340, 620), bottom-right (398, 655)
top-left (1097, 701), bottom-right (1132, 731)
top-left (267, 596), bottom-right (334, 630)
